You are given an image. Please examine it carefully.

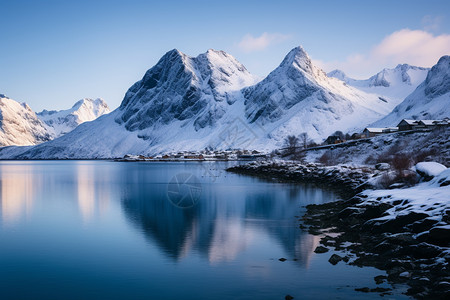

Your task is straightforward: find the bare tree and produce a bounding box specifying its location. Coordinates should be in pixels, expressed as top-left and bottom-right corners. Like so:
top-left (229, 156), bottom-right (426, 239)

top-left (284, 135), bottom-right (299, 154)
top-left (283, 135), bottom-right (306, 161)
top-left (299, 132), bottom-right (309, 149)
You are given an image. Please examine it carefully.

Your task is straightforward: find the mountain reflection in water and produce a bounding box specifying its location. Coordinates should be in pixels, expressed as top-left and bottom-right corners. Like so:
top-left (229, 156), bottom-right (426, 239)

top-left (119, 163), bottom-right (337, 267)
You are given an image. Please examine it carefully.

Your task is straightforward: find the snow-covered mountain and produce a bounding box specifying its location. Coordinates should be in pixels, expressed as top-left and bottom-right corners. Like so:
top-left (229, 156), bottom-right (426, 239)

top-left (0, 47), bottom-right (413, 159)
top-left (0, 95), bottom-right (51, 146)
top-left (37, 98), bottom-right (110, 137)
top-left (116, 49), bottom-right (257, 133)
top-left (242, 47), bottom-right (394, 142)
top-left (328, 64), bottom-right (429, 105)
top-left (372, 55), bottom-right (450, 127)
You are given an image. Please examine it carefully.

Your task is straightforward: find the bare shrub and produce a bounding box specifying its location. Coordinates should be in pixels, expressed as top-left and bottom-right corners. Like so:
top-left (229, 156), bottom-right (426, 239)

top-left (318, 150), bottom-right (337, 166)
top-left (413, 148), bottom-right (437, 163)
top-left (378, 172), bottom-right (395, 189)
top-left (378, 170), bottom-right (418, 189)
top-left (391, 153), bottom-right (413, 175)
top-left (376, 141), bottom-right (408, 164)
top-left (284, 135), bottom-right (299, 153)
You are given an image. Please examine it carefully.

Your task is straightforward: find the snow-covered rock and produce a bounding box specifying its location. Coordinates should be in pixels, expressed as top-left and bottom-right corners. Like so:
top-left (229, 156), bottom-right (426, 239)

top-left (0, 95), bottom-right (51, 146)
top-left (328, 64), bottom-right (429, 108)
top-left (37, 98), bottom-right (110, 137)
top-left (415, 162), bottom-right (447, 179)
top-left (371, 56), bottom-right (450, 127)
top-left (363, 167), bottom-right (450, 226)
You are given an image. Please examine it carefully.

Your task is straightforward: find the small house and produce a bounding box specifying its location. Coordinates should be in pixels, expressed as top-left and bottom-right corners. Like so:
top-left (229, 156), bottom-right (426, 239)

top-left (325, 135), bottom-right (342, 145)
top-left (397, 119), bottom-right (420, 131)
top-left (363, 128), bottom-right (384, 138)
top-left (418, 120), bottom-right (440, 128)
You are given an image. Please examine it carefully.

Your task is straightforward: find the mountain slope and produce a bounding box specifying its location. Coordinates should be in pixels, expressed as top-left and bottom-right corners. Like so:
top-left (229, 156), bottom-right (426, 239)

top-left (372, 55), bottom-right (450, 127)
top-left (0, 95), bottom-right (51, 146)
top-left (328, 64), bottom-right (429, 105)
top-left (37, 98), bottom-right (110, 137)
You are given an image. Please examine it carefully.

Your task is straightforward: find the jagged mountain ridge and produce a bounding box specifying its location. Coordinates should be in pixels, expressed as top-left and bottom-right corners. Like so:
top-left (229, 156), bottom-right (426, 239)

top-left (0, 95), bottom-right (51, 146)
top-left (328, 64), bottom-right (429, 105)
top-left (37, 98), bottom-right (110, 137)
top-left (0, 46), bottom-right (402, 159)
top-left (371, 55), bottom-right (450, 127)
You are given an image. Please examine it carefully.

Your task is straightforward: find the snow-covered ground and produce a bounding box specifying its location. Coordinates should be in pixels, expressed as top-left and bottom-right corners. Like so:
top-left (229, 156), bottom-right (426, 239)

top-left (362, 166), bottom-right (449, 230)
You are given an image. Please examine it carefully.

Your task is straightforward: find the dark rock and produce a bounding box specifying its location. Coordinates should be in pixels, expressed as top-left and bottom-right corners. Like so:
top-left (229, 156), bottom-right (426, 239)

top-left (429, 227), bottom-right (450, 246)
top-left (355, 287), bottom-right (370, 293)
top-left (411, 218), bottom-right (439, 233)
top-left (314, 246), bottom-right (329, 253)
top-left (278, 258), bottom-right (287, 262)
top-left (374, 275), bottom-right (387, 284)
top-left (440, 180), bottom-right (450, 187)
top-left (409, 243), bottom-right (442, 259)
top-left (370, 287), bottom-right (391, 293)
top-left (386, 232), bottom-right (415, 245)
top-left (285, 295), bottom-right (294, 300)
top-left (338, 207), bottom-right (361, 218)
top-left (371, 212), bottom-right (428, 233)
top-left (361, 204), bottom-right (392, 219)
top-left (328, 254), bottom-right (343, 265)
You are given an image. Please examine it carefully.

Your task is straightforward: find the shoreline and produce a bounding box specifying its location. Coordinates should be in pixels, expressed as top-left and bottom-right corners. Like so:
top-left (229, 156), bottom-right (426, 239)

top-left (226, 160), bottom-right (375, 199)
top-left (226, 161), bottom-right (450, 299)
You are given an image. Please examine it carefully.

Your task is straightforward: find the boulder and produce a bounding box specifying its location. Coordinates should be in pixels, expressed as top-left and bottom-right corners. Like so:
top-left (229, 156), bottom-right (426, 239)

top-left (375, 163), bottom-right (390, 171)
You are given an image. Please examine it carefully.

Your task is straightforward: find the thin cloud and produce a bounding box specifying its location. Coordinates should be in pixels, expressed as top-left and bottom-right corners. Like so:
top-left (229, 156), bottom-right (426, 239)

top-left (421, 15), bottom-right (443, 32)
top-left (317, 29), bottom-right (450, 79)
top-left (238, 32), bottom-right (290, 53)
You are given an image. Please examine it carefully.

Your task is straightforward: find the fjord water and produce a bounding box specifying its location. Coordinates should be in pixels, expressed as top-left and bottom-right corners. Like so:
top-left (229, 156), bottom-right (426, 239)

top-left (0, 161), bottom-right (406, 300)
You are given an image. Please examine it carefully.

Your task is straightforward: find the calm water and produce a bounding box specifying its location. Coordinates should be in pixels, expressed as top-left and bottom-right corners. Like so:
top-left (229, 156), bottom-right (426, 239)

top-left (0, 161), bottom-right (408, 300)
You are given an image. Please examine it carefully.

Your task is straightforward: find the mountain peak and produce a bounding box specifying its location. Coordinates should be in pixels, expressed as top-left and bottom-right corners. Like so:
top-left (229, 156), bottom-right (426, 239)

top-left (327, 69), bottom-right (350, 81)
top-left (424, 55), bottom-right (450, 97)
top-left (72, 98), bottom-right (108, 110)
top-left (279, 46), bottom-right (313, 73)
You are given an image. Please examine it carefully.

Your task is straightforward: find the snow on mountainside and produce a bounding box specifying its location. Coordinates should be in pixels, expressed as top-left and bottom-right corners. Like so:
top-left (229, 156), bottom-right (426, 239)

top-left (37, 98), bottom-right (110, 137)
top-left (243, 47), bottom-right (393, 142)
top-left (328, 64), bottom-right (429, 106)
top-left (372, 55), bottom-right (450, 127)
top-left (0, 47), bottom-right (411, 159)
top-left (0, 94), bottom-right (51, 146)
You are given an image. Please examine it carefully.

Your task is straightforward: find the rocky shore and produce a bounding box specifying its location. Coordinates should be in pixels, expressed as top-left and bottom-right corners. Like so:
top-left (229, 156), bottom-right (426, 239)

top-left (227, 161), bottom-right (450, 299)
top-left (227, 161), bottom-right (375, 198)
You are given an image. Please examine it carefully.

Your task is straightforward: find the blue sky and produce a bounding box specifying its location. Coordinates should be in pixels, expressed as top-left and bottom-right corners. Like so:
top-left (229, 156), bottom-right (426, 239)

top-left (1, 0), bottom-right (449, 111)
